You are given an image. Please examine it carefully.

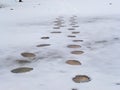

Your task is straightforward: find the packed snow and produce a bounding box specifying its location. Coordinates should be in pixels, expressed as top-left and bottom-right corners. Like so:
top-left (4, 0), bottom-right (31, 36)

top-left (0, 0), bottom-right (120, 90)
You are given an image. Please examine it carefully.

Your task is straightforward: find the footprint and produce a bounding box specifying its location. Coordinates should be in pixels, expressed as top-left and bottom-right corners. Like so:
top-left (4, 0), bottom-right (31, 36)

top-left (72, 25), bottom-right (79, 28)
top-left (116, 83), bottom-right (120, 85)
top-left (59, 25), bottom-right (66, 27)
top-left (72, 75), bottom-right (91, 83)
top-left (21, 52), bottom-right (36, 58)
top-left (54, 21), bottom-right (64, 25)
top-left (67, 35), bottom-right (76, 38)
top-left (54, 21), bottom-right (63, 24)
top-left (114, 37), bottom-right (119, 40)
top-left (66, 60), bottom-right (81, 65)
top-left (51, 31), bottom-right (62, 33)
top-left (73, 15), bottom-right (77, 17)
top-left (70, 22), bottom-right (78, 25)
top-left (67, 45), bottom-right (81, 48)
top-left (55, 18), bottom-right (60, 20)
top-left (53, 21), bottom-right (61, 23)
top-left (55, 19), bottom-right (61, 21)
top-left (69, 20), bottom-right (76, 22)
top-left (54, 24), bottom-right (65, 27)
top-left (54, 23), bottom-right (62, 26)
top-left (72, 21), bottom-right (78, 23)
top-left (72, 32), bottom-right (80, 34)
top-left (70, 23), bottom-right (76, 26)
top-left (68, 28), bottom-right (75, 30)
top-left (53, 27), bottom-right (60, 29)
top-left (95, 40), bottom-right (107, 43)
top-left (70, 18), bottom-right (76, 21)
top-left (16, 60), bottom-right (31, 64)
top-left (70, 17), bottom-right (77, 20)
top-left (11, 67), bottom-right (33, 73)
top-left (72, 40), bottom-right (83, 42)
top-left (41, 37), bottom-right (50, 39)
top-left (71, 51), bottom-right (84, 55)
top-left (72, 88), bottom-right (78, 90)
top-left (36, 44), bottom-right (50, 47)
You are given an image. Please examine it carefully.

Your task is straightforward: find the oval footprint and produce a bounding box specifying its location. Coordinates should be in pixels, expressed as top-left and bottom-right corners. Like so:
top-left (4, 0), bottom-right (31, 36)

top-left (21, 52), bottom-right (36, 58)
top-left (67, 45), bottom-right (81, 48)
top-left (67, 35), bottom-right (76, 38)
top-left (53, 21), bottom-right (61, 23)
top-left (72, 32), bottom-right (80, 34)
top-left (54, 23), bottom-right (62, 26)
top-left (51, 31), bottom-right (62, 33)
top-left (41, 37), bottom-right (50, 39)
top-left (72, 75), bottom-right (91, 83)
top-left (73, 40), bottom-right (83, 42)
top-left (70, 23), bottom-right (76, 25)
top-left (53, 27), bottom-right (60, 29)
top-left (71, 51), bottom-right (84, 55)
top-left (72, 25), bottom-right (79, 28)
top-left (59, 25), bottom-right (66, 27)
top-left (66, 60), bottom-right (81, 65)
top-left (36, 44), bottom-right (51, 47)
top-left (68, 28), bottom-right (75, 30)
top-left (72, 88), bottom-right (78, 90)
top-left (11, 67), bottom-right (33, 73)
top-left (16, 60), bottom-right (31, 64)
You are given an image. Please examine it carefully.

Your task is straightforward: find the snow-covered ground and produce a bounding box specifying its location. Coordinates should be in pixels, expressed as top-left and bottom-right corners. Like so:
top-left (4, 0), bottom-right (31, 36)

top-left (0, 0), bottom-right (120, 90)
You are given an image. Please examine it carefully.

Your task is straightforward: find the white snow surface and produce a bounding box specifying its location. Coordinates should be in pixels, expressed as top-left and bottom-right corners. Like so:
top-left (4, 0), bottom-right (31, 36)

top-left (0, 0), bottom-right (120, 90)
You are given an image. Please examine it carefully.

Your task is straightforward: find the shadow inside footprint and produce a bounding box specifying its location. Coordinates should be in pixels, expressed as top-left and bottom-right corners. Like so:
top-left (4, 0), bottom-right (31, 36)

top-left (72, 32), bottom-right (80, 34)
top-left (21, 52), bottom-right (36, 58)
top-left (116, 83), bottom-right (120, 85)
top-left (41, 37), bottom-right (50, 39)
top-left (67, 35), bottom-right (76, 38)
top-left (71, 51), bottom-right (84, 55)
top-left (66, 60), bottom-right (81, 65)
top-left (11, 67), bottom-right (33, 73)
top-left (16, 60), bottom-right (31, 64)
top-left (67, 45), bottom-right (81, 48)
top-left (73, 40), bottom-right (83, 42)
top-left (51, 31), bottom-right (62, 33)
top-left (72, 75), bottom-right (91, 83)
top-left (72, 88), bottom-right (78, 90)
top-left (95, 40), bottom-right (107, 43)
top-left (53, 27), bottom-right (60, 29)
top-left (36, 44), bottom-right (51, 47)
top-left (68, 28), bottom-right (75, 30)
top-left (72, 25), bottom-right (79, 28)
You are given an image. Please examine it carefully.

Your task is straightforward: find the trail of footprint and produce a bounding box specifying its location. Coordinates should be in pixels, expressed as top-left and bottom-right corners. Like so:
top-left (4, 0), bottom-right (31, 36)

top-left (53, 17), bottom-right (65, 28)
top-left (11, 16), bottom-right (91, 88)
top-left (67, 16), bottom-right (91, 85)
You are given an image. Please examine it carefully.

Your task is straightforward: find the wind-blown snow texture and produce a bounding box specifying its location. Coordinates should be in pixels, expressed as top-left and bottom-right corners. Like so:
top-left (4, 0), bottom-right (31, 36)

top-left (0, 0), bottom-right (120, 90)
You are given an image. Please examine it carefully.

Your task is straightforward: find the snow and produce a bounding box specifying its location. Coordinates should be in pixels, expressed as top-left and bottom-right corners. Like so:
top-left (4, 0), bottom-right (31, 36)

top-left (0, 0), bottom-right (120, 90)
